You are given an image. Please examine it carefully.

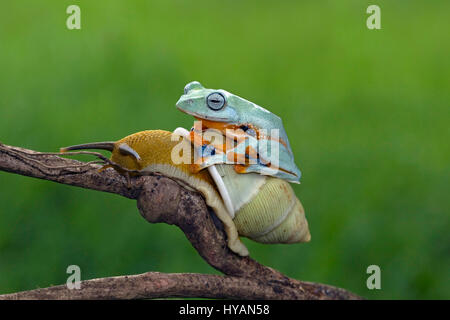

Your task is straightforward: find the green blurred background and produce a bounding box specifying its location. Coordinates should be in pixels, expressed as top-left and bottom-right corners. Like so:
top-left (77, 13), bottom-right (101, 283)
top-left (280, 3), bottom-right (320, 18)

top-left (0, 0), bottom-right (448, 299)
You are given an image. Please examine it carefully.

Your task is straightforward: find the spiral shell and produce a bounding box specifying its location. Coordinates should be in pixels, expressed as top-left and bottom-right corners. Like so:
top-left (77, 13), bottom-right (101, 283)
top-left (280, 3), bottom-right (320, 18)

top-left (212, 164), bottom-right (310, 245)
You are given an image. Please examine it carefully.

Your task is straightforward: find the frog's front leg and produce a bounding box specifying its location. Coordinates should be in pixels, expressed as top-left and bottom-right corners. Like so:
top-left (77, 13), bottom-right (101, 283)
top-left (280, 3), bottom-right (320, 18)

top-left (189, 144), bottom-right (228, 173)
top-left (191, 134), bottom-right (259, 173)
top-left (244, 137), bottom-right (301, 183)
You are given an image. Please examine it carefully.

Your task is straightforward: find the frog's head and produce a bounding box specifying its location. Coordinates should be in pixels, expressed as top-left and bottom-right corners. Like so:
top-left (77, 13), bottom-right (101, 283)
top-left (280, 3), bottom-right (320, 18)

top-left (176, 81), bottom-right (242, 123)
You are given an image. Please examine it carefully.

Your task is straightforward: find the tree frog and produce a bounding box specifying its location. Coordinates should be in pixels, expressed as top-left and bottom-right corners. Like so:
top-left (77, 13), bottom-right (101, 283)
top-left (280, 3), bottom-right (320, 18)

top-left (176, 81), bottom-right (301, 183)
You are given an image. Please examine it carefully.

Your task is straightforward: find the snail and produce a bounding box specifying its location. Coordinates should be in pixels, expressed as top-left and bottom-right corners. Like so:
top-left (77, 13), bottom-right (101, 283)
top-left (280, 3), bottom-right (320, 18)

top-left (60, 82), bottom-right (310, 256)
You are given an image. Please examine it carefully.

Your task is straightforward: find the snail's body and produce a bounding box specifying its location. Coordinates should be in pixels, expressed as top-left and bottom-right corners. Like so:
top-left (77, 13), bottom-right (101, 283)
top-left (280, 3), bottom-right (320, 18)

top-left (61, 130), bottom-right (310, 256)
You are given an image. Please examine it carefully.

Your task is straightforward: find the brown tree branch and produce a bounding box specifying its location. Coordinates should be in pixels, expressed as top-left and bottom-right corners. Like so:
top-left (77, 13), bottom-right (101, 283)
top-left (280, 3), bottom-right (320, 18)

top-left (0, 272), bottom-right (329, 300)
top-left (0, 143), bottom-right (362, 300)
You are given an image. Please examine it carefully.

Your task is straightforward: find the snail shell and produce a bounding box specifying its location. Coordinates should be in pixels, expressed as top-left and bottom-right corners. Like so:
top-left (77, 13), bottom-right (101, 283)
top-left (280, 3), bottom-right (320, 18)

top-left (213, 164), bottom-right (310, 244)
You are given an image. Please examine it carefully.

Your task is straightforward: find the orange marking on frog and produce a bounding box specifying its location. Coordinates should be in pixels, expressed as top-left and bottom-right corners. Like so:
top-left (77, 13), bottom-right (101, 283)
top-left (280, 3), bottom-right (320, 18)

top-left (195, 117), bottom-right (289, 149)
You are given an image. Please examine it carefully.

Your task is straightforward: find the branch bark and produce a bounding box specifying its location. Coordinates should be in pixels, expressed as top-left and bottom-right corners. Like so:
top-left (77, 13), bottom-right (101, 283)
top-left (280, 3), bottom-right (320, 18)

top-left (0, 143), bottom-right (362, 300)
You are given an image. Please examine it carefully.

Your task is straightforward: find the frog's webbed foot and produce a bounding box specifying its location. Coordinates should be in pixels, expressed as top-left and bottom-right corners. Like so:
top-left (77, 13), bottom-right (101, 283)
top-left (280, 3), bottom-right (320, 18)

top-left (221, 134), bottom-right (300, 181)
top-left (245, 138), bottom-right (301, 183)
top-left (194, 135), bottom-right (259, 172)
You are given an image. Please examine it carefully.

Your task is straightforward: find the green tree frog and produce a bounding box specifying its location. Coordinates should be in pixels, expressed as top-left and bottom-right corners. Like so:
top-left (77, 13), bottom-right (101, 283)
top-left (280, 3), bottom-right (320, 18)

top-left (176, 81), bottom-right (301, 183)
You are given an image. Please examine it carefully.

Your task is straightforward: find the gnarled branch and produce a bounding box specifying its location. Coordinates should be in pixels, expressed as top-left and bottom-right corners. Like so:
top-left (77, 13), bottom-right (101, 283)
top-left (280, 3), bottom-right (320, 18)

top-left (0, 143), bottom-right (362, 300)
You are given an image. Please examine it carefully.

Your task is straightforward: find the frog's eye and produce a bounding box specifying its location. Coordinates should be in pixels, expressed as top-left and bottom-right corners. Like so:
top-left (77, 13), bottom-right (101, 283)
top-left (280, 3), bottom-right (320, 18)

top-left (206, 92), bottom-right (226, 110)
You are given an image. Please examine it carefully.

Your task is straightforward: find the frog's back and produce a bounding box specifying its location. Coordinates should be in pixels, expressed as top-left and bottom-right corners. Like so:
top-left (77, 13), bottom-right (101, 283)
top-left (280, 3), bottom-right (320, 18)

top-left (235, 99), bottom-right (293, 153)
top-left (233, 99), bottom-right (301, 182)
